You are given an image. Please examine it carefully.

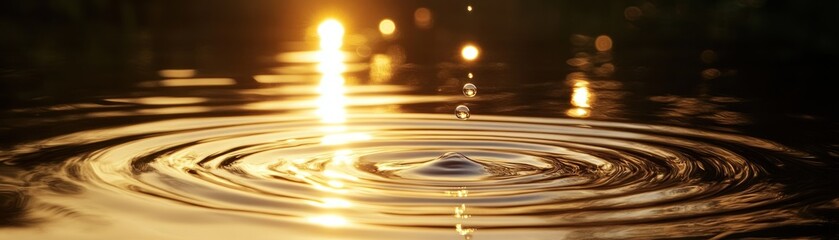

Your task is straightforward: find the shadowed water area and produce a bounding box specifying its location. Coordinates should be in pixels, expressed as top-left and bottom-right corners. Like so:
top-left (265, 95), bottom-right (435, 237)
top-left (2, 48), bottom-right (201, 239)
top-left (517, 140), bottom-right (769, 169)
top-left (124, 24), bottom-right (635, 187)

top-left (1, 1), bottom-right (837, 239)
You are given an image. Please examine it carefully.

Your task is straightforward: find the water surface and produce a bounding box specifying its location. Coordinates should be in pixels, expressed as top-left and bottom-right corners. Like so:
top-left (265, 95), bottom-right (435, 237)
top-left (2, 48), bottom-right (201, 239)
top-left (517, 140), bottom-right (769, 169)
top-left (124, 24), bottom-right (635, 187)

top-left (1, 1), bottom-right (838, 239)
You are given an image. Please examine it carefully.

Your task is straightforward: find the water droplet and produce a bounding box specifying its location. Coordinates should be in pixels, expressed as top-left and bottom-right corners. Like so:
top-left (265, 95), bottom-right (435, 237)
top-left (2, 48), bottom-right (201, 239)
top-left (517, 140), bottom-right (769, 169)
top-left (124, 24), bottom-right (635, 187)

top-left (455, 105), bottom-right (470, 120)
top-left (462, 83), bottom-right (477, 97)
top-left (467, 72), bottom-right (474, 79)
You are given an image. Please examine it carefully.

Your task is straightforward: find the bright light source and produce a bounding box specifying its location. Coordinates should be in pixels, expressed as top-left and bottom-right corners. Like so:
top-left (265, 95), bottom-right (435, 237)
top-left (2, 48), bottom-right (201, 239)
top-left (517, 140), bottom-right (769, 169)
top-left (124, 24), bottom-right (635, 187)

top-left (318, 19), bottom-right (344, 50)
top-left (461, 44), bottom-right (479, 61)
top-left (378, 19), bottom-right (396, 36)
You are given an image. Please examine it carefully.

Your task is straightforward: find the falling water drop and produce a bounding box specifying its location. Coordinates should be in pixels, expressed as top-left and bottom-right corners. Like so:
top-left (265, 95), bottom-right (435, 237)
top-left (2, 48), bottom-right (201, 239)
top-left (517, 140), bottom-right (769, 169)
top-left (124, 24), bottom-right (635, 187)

top-left (462, 83), bottom-right (477, 97)
top-left (455, 105), bottom-right (470, 120)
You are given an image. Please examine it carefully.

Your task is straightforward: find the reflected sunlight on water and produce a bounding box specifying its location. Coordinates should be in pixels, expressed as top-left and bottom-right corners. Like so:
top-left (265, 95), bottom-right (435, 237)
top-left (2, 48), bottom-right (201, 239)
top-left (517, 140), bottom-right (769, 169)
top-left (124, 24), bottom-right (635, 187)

top-left (157, 69), bottom-right (197, 78)
top-left (138, 78), bottom-right (237, 87)
top-left (461, 44), bottom-right (480, 61)
top-left (316, 19), bottom-right (349, 124)
top-left (308, 214), bottom-right (349, 227)
top-left (567, 79), bottom-right (593, 118)
top-left (378, 19), bottom-right (396, 36)
top-left (0, 3), bottom-right (837, 240)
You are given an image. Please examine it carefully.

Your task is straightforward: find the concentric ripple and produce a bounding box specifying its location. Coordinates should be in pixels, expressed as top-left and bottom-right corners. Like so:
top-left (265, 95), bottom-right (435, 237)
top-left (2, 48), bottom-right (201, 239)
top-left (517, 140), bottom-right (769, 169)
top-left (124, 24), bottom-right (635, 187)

top-left (1, 113), bottom-right (832, 239)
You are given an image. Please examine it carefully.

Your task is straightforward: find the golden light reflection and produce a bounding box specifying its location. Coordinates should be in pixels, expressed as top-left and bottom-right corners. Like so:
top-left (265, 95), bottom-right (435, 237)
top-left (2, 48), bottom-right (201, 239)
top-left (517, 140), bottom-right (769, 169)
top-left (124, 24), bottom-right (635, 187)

top-left (316, 74), bottom-right (347, 124)
top-left (370, 54), bottom-right (393, 83)
top-left (461, 44), bottom-right (480, 61)
top-left (315, 19), bottom-right (372, 144)
top-left (327, 180), bottom-right (345, 188)
top-left (287, 165), bottom-right (348, 193)
top-left (316, 19), bottom-right (348, 124)
top-left (317, 19), bottom-right (344, 50)
top-left (571, 81), bottom-right (592, 108)
top-left (565, 107), bottom-right (591, 118)
top-left (454, 204), bottom-right (470, 219)
top-left (448, 188), bottom-right (475, 239)
top-left (156, 78), bottom-right (236, 87)
top-left (157, 69), bottom-right (196, 78)
top-left (324, 170), bottom-right (360, 181)
top-left (253, 74), bottom-right (316, 84)
top-left (595, 35), bottom-right (613, 52)
top-left (567, 79), bottom-right (593, 118)
top-left (444, 189), bottom-right (469, 197)
top-left (308, 215), bottom-right (348, 227)
top-left (321, 132), bottom-right (372, 145)
top-left (292, 24), bottom-right (371, 229)
top-left (330, 149), bottom-right (354, 165)
top-left (414, 8), bottom-right (433, 29)
top-left (106, 97), bottom-right (207, 105)
top-left (467, 5), bottom-right (473, 12)
top-left (378, 19), bottom-right (396, 36)
top-left (316, 52), bottom-right (347, 73)
top-left (308, 198), bottom-right (352, 208)
top-left (456, 224), bottom-right (476, 236)
top-left (313, 20), bottom-right (368, 200)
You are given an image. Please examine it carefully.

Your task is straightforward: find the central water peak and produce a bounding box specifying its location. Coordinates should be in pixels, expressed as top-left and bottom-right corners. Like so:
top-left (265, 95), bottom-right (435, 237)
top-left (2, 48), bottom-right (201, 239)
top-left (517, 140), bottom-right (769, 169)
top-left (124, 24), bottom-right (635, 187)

top-left (397, 152), bottom-right (490, 181)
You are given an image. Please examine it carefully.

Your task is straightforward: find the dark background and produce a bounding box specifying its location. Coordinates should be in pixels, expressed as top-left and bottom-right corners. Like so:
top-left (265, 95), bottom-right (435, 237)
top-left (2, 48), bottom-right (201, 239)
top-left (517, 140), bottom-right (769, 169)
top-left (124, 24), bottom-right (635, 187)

top-left (0, 0), bottom-right (837, 118)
